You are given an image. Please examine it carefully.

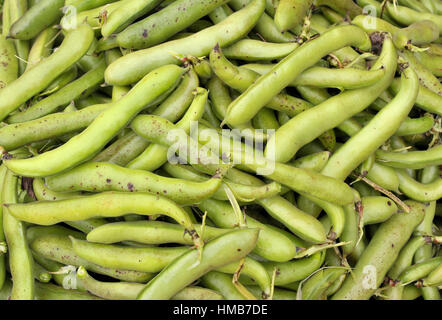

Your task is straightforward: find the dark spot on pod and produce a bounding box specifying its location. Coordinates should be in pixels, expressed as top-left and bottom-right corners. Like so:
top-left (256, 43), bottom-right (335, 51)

top-left (237, 248), bottom-right (241, 252)
top-left (106, 179), bottom-right (111, 183)
top-left (387, 201), bottom-right (391, 206)
top-left (142, 29), bottom-right (148, 38)
top-left (127, 183), bottom-right (134, 191)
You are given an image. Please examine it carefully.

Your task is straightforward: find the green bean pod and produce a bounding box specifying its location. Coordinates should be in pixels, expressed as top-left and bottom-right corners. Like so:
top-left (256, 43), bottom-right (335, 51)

top-left (106, 0), bottom-right (266, 85)
top-left (222, 39), bottom-right (299, 61)
top-left (414, 51), bottom-right (442, 77)
top-left (209, 46), bottom-right (312, 117)
top-left (61, 2), bottom-right (123, 31)
top-left (262, 252), bottom-right (325, 286)
top-left (423, 264), bottom-right (442, 287)
top-left (332, 201), bottom-right (426, 300)
top-left (28, 228), bottom-right (154, 282)
top-left (71, 237), bottom-right (189, 273)
top-left (44, 161), bottom-right (223, 205)
top-left (25, 27), bottom-right (59, 71)
top-left (225, 25), bottom-right (371, 127)
top-left (389, 77), bottom-right (442, 115)
top-left (399, 257), bottom-right (442, 284)
top-left (398, 49), bottom-right (442, 97)
top-left (66, 0), bottom-right (119, 12)
top-left (291, 151), bottom-right (330, 172)
top-left (8, 61), bottom-right (106, 123)
top-left (127, 83), bottom-right (207, 171)
top-left (392, 20), bottom-right (440, 49)
top-left (0, 165), bottom-right (8, 290)
top-left (0, 24), bottom-right (95, 122)
top-left (101, 0), bottom-right (163, 38)
top-left (0, 36), bottom-right (18, 88)
top-left (162, 163), bottom-right (282, 202)
top-left (230, 0), bottom-right (297, 43)
top-left (0, 103), bottom-right (110, 151)
top-left (198, 199), bottom-right (298, 262)
top-left (91, 132), bottom-right (148, 166)
top-left (275, 0), bottom-right (313, 32)
top-left (2, 169), bottom-right (34, 299)
top-left (8, 0), bottom-right (29, 75)
top-left (35, 283), bottom-right (102, 300)
top-left (201, 271), bottom-right (245, 300)
top-left (242, 63), bottom-right (385, 89)
top-left (8, 0), bottom-right (64, 40)
top-left (77, 266), bottom-right (224, 300)
top-left (384, 236), bottom-right (428, 299)
top-left (137, 228), bottom-right (259, 300)
top-left (265, 35), bottom-right (395, 162)
top-left (396, 168), bottom-right (442, 202)
top-left (116, 0), bottom-right (230, 49)
top-left (361, 196), bottom-right (398, 226)
top-left (4, 64), bottom-right (184, 177)
top-left (376, 145), bottom-right (442, 169)
top-left (5, 192), bottom-right (201, 247)
top-left (131, 115), bottom-right (356, 206)
top-left (320, 66), bottom-right (418, 180)
top-left (299, 268), bottom-right (348, 300)
top-left (386, 3), bottom-right (442, 33)
top-left (87, 220), bottom-right (232, 245)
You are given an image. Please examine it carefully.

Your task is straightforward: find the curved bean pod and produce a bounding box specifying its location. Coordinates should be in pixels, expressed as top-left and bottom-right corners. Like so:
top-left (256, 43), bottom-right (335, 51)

top-left (116, 0), bottom-right (230, 49)
top-left (320, 66), bottom-right (418, 180)
top-left (26, 27), bottom-right (57, 71)
top-left (4, 64), bottom-right (184, 177)
top-left (332, 201), bottom-right (426, 300)
top-left (28, 228), bottom-right (154, 282)
top-left (361, 196), bottom-right (398, 226)
top-left (127, 85), bottom-right (207, 171)
top-left (198, 198), bottom-right (299, 261)
top-left (136, 228), bottom-right (259, 300)
top-left (414, 51), bottom-right (442, 77)
top-left (209, 45), bottom-right (312, 117)
top-left (106, 0), bottom-right (266, 85)
top-left (262, 252), bottom-right (325, 286)
top-left (393, 20), bottom-right (439, 49)
top-left (390, 77), bottom-right (442, 115)
top-left (423, 264), bottom-right (442, 287)
top-left (230, 0), bottom-right (297, 43)
top-left (299, 268), bottom-right (348, 300)
top-left (8, 61), bottom-right (106, 123)
top-left (5, 192), bottom-right (201, 247)
top-left (0, 24), bottom-right (95, 122)
top-left (87, 220), bottom-right (231, 245)
top-left (201, 271), bottom-right (245, 300)
top-left (376, 145), bottom-right (442, 169)
top-left (77, 266), bottom-right (224, 300)
top-left (399, 257), bottom-right (442, 284)
top-left (242, 63), bottom-right (385, 89)
top-left (1, 169), bottom-right (34, 299)
top-left (71, 237), bottom-right (188, 273)
top-left (396, 169), bottom-right (442, 202)
top-left (130, 114), bottom-right (355, 206)
top-left (386, 3), bottom-right (442, 33)
top-left (265, 35), bottom-right (395, 163)
top-left (224, 25), bottom-right (371, 126)
top-left (44, 161), bottom-right (223, 205)
top-left (101, 0), bottom-right (162, 37)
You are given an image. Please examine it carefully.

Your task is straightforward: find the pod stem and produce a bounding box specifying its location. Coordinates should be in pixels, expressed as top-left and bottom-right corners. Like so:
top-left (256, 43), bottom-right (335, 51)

top-left (232, 258), bottom-right (258, 300)
top-left (351, 173), bottom-right (410, 213)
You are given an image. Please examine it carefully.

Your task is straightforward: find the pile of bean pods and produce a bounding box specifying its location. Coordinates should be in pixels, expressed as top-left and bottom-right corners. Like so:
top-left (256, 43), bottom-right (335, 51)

top-left (0, 0), bottom-right (441, 301)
